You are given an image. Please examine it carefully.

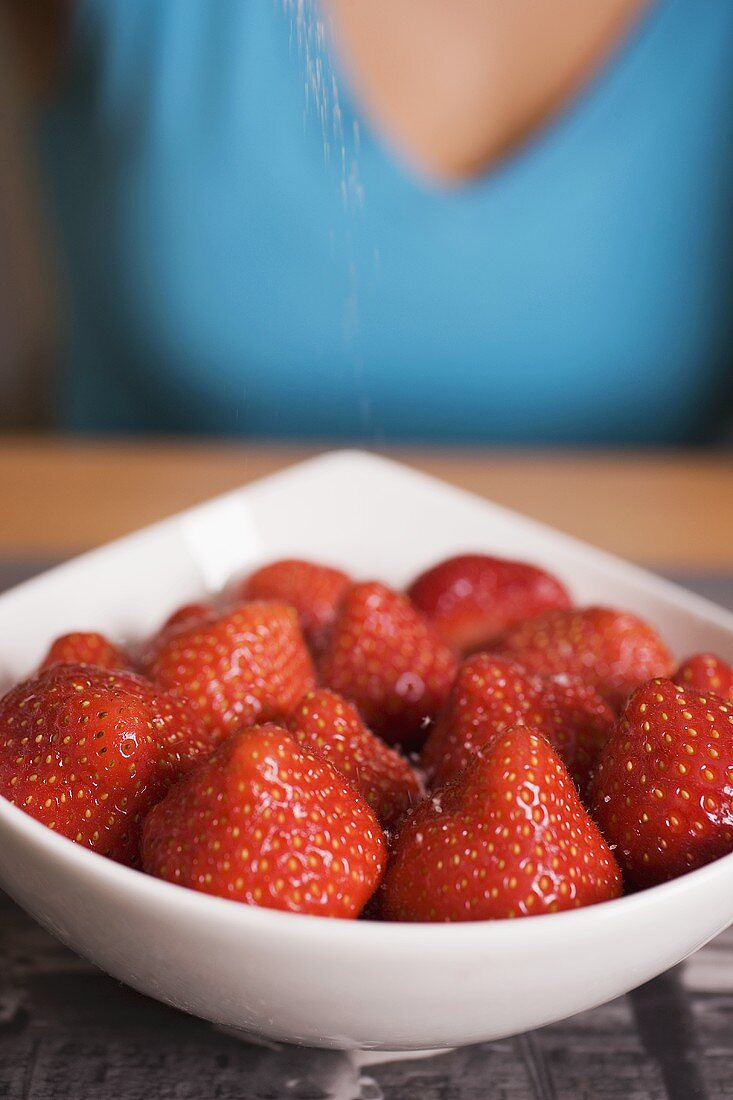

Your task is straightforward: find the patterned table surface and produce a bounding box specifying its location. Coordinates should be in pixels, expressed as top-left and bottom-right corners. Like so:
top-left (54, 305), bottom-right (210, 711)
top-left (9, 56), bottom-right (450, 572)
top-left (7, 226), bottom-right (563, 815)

top-left (1, 562), bottom-right (732, 1100)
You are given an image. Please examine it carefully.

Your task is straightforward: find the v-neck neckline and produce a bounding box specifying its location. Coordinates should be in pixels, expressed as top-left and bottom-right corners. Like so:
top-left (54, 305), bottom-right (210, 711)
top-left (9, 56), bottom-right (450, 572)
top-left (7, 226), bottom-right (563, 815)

top-left (323, 0), bottom-right (671, 199)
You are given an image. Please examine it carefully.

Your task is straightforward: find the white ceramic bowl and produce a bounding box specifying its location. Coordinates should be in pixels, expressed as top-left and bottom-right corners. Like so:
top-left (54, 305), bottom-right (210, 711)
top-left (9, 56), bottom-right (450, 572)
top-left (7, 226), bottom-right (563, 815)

top-left (0, 451), bottom-right (732, 1051)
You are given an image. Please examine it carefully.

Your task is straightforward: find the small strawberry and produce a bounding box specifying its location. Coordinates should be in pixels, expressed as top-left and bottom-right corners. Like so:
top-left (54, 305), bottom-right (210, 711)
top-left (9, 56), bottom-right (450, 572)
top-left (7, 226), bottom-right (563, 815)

top-left (319, 582), bottom-right (458, 749)
top-left (288, 689), bottom-right (422, 830)
top-left (383, 726), bottom-right (621, 922)
top-left (421, 654), bottom-right (614, 794)
top-left (144, 598), bottom-right (312, 743)
top-left (499, 606), bottom-right (673, 710)
top-left (142, 724), bottom-right (386, 917)
top-left (136, 602), bottom-right (217, 670)
top-left (0, 664), bottom-right (214, 865)
top-left (39, 632), bottom-right (134, 673)
top-left (673, 653), bottom-right (733, 703)
top-left (161, 602), bottom-right (216, 634)
top-left (145, 602), bottom-right (315, 743)
top-left (590, 678), bottom-right (733, 888)
top-left (237, 559), bottom-right (350, 653)
top-left (408, 554), bottom-right (571, 653)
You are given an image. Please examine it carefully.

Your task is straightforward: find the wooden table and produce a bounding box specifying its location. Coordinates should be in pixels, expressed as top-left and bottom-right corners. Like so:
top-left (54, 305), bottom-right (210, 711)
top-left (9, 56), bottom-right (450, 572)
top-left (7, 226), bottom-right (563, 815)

top-left (0, 438), bottom-right (732, 1100)
top-left (0, 436), bottom-right (730, 567)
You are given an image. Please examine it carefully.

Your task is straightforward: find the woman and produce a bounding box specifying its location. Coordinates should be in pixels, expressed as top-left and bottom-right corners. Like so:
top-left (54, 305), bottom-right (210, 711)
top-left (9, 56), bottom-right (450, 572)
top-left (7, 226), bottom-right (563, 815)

top-left (10, 0), bottom-right (733, 442)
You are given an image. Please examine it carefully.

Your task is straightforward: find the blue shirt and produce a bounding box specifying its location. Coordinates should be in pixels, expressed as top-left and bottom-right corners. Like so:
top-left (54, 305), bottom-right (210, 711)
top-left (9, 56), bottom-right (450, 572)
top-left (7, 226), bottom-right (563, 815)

top-left (41, 0), bottom-right (733, 443)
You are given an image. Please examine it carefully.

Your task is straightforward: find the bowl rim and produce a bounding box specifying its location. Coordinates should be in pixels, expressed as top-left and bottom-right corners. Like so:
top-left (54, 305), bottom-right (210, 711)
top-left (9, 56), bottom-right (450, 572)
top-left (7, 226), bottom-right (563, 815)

top-left (2, 448), bottom-right (733, 633)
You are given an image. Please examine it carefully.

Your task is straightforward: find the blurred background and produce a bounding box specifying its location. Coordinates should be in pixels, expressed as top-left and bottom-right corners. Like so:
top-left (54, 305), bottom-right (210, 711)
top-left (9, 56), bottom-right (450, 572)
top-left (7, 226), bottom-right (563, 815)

top-left (2, 0), bottom-right (732, 445)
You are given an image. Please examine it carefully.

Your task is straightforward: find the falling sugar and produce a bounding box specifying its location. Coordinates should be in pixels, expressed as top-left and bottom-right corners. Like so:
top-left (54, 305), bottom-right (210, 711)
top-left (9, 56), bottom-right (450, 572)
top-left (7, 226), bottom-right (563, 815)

top-left (283, 0), bottom-right (363, 210)
top-left (281, 0), bottom-right (375, 436)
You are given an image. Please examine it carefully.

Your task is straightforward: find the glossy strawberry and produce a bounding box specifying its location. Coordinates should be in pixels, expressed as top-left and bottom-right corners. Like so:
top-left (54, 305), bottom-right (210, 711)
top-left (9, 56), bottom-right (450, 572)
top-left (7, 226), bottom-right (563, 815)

top-left (673, 653), bottom-right (733, 703)
top-left (161, 602), bottom-right (216, 634)
top-left (319, 582), bottom-right (458, 749)
top-left (145, 601), bottom-right (315, 743)
top-left (136, 602), bottom-right (217, 669)
top-left (383, 726), bottom-right (622, 922)
top-left (288, 689), bottom-right (422, 830)
top-left (39, 632), bottom-right (134, 673)
top-left (590, 679), bottom-right (733, 888)
top-left (421, 654), bottom-right (613, 793)
top-left (408, 553), bottom-right (571, 653)
top-left (237, 559), bottom-right (350, 652)
top-left (0, 664), bottom-right (214, 865)
top-left (142, 724), bottom-right (386, 917)
top-left (500, 606), bottom-right (673, 709)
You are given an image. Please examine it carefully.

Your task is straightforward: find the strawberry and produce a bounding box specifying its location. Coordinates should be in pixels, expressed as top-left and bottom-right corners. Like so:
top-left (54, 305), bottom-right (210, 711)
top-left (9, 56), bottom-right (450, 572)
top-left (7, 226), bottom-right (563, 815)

top-left (383, 726), bottom-right (621, 921)
top-left (160, 602), bottom-right (216, 634)
top-left (319, 582), bottom-right (458, 749)
top-left (590, 678), bottom-right (733, 888)
top-left (142, 724), bottom-right (386, 917)
top-left (499, 606), bottom-right (673, 710)
top-left (136, 602), bottom-right (217, 669)
top-left (408, 554), bottom-right (571, 653)
top-left (673, 653), bottom-right (733, 703)
top-left (144, 601), bottom-right (315, 743)
top-left (421, 654), bottom-right (614, 794)
top-left (39, 632), bottom-right (134, 673)
top-left (237, 559), bottom-right (350, 653)
top-left (0, 664), bottom-right (214, 865)
top-left (287, 689), bottom-right (422, 830)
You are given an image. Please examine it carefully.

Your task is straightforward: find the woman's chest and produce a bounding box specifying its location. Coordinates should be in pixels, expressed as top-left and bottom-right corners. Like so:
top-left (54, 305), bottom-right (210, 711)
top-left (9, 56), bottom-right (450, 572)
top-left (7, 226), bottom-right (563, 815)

top-left (47, 0), bottom-right (733, 440)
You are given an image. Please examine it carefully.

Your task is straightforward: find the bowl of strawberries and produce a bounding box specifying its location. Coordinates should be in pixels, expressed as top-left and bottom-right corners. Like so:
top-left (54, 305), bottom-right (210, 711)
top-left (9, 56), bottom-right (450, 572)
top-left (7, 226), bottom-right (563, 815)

top-left (0, 451), bottom-right (731, 1050)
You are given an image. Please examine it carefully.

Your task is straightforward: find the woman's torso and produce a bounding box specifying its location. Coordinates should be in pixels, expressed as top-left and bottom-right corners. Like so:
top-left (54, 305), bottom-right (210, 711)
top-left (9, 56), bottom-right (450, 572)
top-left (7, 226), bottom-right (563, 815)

top-left (40, 0), bottom-right (733, 443)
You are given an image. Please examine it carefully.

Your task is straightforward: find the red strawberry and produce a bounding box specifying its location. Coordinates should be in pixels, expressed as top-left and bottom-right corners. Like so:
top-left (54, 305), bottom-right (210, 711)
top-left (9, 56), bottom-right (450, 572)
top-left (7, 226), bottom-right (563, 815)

top-left (319, 582), bottom-right (458, 749)
top-left (142, 723), bottom-right (386, 917)
top-left (237, 559), bottom-right (350, 652)
top-left (408, 554), bottom-right (571, 653)
top-left (136, 603), bottom-right (217, 669)
top-left (499, 606), bottom-right (673, 709)
top-left (287, 689), bottom-right (422, 830)
top-left (590, 678), bottom-right (733, 888)
top-left (145, 601), bottom-right (315, 743)
top-left (383, 726), bottom-right (622, 921)
top-left (39, 632), bottom-right (134, 673)
top-left (0, 664), bottom-right (214, 865)
top-left (161, 602), bottom-right (216, 634)
top-left (421, 654), bottom-right (614, 794)
top-left (673, 653), bottom-right (733, 703)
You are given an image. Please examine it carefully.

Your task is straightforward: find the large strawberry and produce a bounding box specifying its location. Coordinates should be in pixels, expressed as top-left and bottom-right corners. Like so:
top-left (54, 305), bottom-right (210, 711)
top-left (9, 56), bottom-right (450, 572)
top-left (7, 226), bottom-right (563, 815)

top-left (39, 632), bottom-right (134, 673)
top-left (236, 559), bottom-right (350, 653)
top-left (408, 553), bottom-right (571, 653)
top-left (0, 664), bottom-right (214, 865)
top-left (499, 606), bottom-right (673, 710)
top-left (145, 601), bottom-right (315, 743)
top-left (590, 678), bottom-right (733, 888)
top-left (421, 654), bottom-right (614, 793)
top-left (288, 689), bottom-right (422, 830)
top-left (383, 726), bottom-right (621, 922)
top-left (142, 724), bottom-right (386, 917)
top-left (319, 582), bottom-right (458, 749)
top-left (673, 653), bottom-right (733, 703)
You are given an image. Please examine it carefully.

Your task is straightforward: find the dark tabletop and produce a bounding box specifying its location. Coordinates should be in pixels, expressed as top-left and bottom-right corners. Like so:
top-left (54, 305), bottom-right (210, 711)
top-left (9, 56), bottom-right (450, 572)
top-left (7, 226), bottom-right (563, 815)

top-left (1, 562), bottom-right (733, 1100)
